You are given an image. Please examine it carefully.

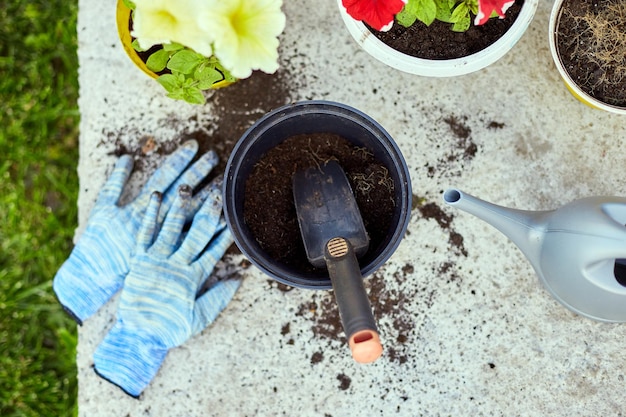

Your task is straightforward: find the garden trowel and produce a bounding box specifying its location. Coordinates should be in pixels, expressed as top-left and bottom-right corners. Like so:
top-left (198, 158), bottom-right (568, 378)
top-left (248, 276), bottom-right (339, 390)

top-left (292, 160), bottom-right (382, 363)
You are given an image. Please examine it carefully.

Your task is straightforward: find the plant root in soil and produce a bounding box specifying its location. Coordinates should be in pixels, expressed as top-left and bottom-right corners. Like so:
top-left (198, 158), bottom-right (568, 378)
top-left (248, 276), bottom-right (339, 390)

top-left (243, 133), bottom-right (396, 273)
top-left (557, 0), bottom-right (626, 106)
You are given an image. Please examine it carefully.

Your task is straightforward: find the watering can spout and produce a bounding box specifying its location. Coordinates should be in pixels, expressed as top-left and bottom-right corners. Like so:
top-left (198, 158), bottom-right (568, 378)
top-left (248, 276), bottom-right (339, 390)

top-left (443, 189), bottom-right (547, 266)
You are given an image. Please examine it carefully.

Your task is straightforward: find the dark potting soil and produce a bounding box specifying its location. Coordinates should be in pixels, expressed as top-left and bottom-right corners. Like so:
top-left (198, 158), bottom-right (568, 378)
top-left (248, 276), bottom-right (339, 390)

top-left (109, 70), bottom-right (294, 179)
top-left (243, 133), bottom-right (395, 273)
top-left (555, 0), bottom-right (626, 107)
top-left (368, 0), bottom-right (523, 60)
top-left (195, 71), bottom-right (295, 174)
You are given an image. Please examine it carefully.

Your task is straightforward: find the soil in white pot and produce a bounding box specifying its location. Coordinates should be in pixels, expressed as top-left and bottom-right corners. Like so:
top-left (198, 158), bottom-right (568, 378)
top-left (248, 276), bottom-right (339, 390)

top-left (369, 0), bottom-right (523, 59)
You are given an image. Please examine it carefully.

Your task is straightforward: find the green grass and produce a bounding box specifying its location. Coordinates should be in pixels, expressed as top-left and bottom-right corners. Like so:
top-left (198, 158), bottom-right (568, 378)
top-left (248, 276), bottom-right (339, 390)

top-left (0, 1), bottom-right (80, 416)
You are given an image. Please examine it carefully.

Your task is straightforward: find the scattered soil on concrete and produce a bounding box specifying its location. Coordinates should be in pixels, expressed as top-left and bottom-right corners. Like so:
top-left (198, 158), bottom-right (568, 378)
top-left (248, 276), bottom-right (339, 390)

top-left (337, 373), bottom-right (351, 390)
top-left (105, 70), bottom-right (294, 178)
top-left (425, 115), bottom-right (478, 179)
top-left (310, 351), bottom-right (324, 364)
top-left (191, 70), bottom-right (295, 175)
top-left (417, 200), bottom-right (467, 257)
top-left (369, 1), bottom-right (523, 59)
top-left (104, 69), bottom-right (295, 261)
top-left (296, 264), bottom-right (416, 365)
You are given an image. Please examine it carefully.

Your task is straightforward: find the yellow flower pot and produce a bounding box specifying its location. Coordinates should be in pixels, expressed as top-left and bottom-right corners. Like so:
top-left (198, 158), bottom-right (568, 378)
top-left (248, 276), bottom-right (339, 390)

top-left (115, 0), bottom-right (232, 88)
top-left (548, 0), bottom-right (626, 115)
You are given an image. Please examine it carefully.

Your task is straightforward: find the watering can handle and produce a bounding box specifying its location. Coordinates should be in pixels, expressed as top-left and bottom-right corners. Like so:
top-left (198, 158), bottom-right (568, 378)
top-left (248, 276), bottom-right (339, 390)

top-left (325, 237), bottom-right (382, 364)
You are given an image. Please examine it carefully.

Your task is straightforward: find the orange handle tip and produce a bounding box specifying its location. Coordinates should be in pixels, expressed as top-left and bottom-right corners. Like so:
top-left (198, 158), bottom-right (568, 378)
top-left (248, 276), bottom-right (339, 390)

top-left (349, 330), bottom-right (383, 364)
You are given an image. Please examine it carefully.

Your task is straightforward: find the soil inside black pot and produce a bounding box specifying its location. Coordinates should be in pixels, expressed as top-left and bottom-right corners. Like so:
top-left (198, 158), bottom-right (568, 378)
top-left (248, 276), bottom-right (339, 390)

top-left (368, 0), bottom-right (523, 60)
top-left (243, 133), bottom-right (396, 273)
top-left (555, 0), bottom-right (626, 107)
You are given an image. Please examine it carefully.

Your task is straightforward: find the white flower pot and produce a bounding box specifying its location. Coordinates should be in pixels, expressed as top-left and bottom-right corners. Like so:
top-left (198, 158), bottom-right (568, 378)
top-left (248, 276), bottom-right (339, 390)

top-left (548, 0), bottom-right (626, 115)
top-left (337, 0), bottom-right (538, 77)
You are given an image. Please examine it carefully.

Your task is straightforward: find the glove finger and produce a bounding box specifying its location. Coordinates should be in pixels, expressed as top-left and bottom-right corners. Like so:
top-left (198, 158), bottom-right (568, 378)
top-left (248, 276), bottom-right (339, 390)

top-left (93, 322), bottom-right (168, 398)
top-left (152, 185), bottom-right (193, 256)
top-left (158, 150), bottom-right (219, 224)
top-left (191, 278), bottom-right (241, 335)
top-left (182, 181), bottom-right (213, 223)
top-left (176, 150), bottom-right (218, 189)
top-left (195, 224), bottom-right (233, 282)
top-left (137, 192), bottom-right (162, 251)
top-left (175, 180), bottom-right (224, 263)
top-left (131, 139), bottom-right (198, 215)
top-left (95, 155), bottom-right (134, 208)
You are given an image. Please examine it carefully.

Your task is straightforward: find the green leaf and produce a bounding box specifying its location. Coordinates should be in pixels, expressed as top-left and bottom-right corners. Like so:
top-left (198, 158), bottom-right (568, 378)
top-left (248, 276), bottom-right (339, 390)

top-left (436, 9), bottom-right (452, 22)
top-left (396, 11), bottom-right (417, 27)
top-left (450, 2), bottom-right (469, 23)
top-left (165, 85), bottom-right (205, 104)
top-left (414, 0), bottom-right (437, 26)
top-left (194, 64), bottom-right (223, 89)
top-left (145, 49), bottom-right (170, 72)
top-left (467, 0), bottom-right (479, 15)
top-left (156, 73), bottom-right (181, 93)
top-left (122, 0), bottom-right (135, 10)
top-left (396, 4), bottom-right (418, 27)
top-left (214, 61), bottom-right (237, 83)
top-left (163, 42), bottom-right (184, 52)
top-left (435, 0), bottom-right (454, 22)
top-left (450, 1), bottom-right (471, 32)
top-left (182, 88), bottom-right (205, 104)
top-left (166, 89), bottom-right (187, 101)
top-left (452, 17), bottom-right (470, 31)
top-left (167, 49), bottom-right (204, 74)
top-left (131, 39), bottom-right (145, 52)
top-left (182, 76), bottom-right (196, 87)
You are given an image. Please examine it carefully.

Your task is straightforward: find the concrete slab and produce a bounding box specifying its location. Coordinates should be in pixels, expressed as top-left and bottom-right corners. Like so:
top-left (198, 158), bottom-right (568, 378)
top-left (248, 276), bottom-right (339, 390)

top-left (76, 0), bottom-right (626, 415)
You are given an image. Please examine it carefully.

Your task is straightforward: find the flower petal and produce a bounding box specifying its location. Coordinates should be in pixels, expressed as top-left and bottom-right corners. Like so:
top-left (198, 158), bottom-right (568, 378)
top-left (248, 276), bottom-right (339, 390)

top-left (341, 0), bottom-right (407, 31)
top-left (132, 0), bottom-right (214, 56)
top-left (474, 0), bottom-right (515, 25)
top-left (201, 0), bottom-right (286, 79)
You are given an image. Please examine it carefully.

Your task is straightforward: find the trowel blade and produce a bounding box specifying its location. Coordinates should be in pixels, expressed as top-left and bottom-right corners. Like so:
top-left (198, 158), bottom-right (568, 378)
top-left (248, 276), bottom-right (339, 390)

top-left (292, 160), bottom-right (369, 268)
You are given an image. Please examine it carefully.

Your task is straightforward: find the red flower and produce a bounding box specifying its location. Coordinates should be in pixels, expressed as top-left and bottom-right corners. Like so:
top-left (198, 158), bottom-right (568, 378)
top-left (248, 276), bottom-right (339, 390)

top-left (474, 0), bottom-right (515, 25)
top-left (342, 0), bottom-right (407, 31)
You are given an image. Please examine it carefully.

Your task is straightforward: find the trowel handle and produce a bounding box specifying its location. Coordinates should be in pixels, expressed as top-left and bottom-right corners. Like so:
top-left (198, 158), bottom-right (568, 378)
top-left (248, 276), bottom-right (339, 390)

top-left (325, 238), bottom-right (383, 364)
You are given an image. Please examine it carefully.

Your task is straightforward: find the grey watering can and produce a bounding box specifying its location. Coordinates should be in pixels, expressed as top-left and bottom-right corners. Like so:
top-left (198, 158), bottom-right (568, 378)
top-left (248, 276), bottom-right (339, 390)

top-left (443, 188), bottom-right (626, 322)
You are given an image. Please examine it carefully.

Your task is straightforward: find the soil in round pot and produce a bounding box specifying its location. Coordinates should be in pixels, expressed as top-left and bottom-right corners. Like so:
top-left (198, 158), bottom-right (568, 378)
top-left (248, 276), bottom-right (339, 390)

top-left (555, 0), bottom-right (626, 107)
top-left (243, 133), bottom-right (395, 274)
top-left (369, 0), bottom-right (524, 59)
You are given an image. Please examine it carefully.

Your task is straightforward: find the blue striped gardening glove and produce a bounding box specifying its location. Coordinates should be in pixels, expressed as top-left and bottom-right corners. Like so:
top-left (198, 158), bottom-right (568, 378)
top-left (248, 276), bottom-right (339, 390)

top-left (53, 140), bottom-right (220, 324)
top-left (93, 180), bottom-right (240, 398)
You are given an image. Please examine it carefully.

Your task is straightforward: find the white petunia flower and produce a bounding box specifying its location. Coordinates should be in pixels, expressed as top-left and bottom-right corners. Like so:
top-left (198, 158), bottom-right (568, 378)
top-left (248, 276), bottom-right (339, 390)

top-left (200, 0), bottom-right (286, 79)
top-left (132, 0), bottom-right (214, 56)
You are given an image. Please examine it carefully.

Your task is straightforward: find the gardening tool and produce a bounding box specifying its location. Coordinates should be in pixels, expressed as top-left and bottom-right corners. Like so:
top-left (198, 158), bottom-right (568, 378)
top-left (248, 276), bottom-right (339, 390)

top-left (444, 188), bottom-right (626, 322)
top-left (293, 160), bottom-right (383, 363)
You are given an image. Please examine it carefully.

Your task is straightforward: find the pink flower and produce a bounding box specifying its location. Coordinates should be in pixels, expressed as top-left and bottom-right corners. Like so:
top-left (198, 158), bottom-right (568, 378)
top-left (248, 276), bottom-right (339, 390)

top-left (342, 0), bottom-right (407, 31)
top-left (474, 0), bottom-right (515, 25)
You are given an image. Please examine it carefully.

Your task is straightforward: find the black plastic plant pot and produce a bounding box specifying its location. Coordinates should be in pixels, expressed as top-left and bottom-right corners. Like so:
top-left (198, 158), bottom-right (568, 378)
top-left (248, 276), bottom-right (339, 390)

top-left (223, 100), bottom-right (412, 289)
